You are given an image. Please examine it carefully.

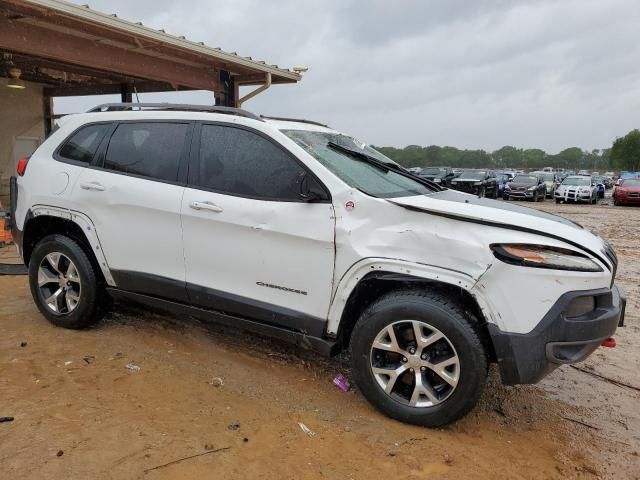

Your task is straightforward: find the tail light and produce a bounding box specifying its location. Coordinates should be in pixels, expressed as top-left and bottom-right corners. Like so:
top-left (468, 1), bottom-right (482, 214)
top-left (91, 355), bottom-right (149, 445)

top-left (16, 156), bottom-right (29, 176)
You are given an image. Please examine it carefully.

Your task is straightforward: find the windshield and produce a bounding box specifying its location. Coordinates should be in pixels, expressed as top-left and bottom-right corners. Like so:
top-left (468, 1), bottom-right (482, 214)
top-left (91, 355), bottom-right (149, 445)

top-left (458, 170), bottom-right (486, 180)
top-left (622, 179), bottom-right (640, 187)
top-left (282, 130), bottom-right (433, 198)
top-left (421, 167), bottom-right (446, 176)
top-left (562, 177), bottom-right (591, 186)
top-left (512, 175), bottom-right (537, 183)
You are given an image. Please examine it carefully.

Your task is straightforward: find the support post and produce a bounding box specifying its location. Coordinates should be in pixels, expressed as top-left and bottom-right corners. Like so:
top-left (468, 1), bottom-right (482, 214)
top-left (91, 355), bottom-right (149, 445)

top-left (120, 83), bottom-right (133, 103)
top-left (42, 93), bottom-right (54, 136)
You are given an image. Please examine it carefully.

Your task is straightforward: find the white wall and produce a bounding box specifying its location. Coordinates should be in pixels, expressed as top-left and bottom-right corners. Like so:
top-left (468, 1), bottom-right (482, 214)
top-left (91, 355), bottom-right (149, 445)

top-left (0, 79), bottom-right (45, 209)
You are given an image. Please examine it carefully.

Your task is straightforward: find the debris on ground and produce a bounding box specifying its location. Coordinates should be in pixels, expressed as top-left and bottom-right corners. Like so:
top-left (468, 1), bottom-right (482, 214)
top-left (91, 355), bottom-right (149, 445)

top-left (125, 363), bottom-right (141, 372)
top-left (444, 454), bottom-right (454, 466)
top-left (227, 421), bottom-right (240, 431)
top-left (332, 373), bottom-right (350, 392)
top-left (64, 361), bottom-right (73, 366)
top-left (20, 341), bottom-right (27, 348)
top-left (144, 447), bottom-right (230, 473)
top-left (83, 356), bottom-right (95, 365)
top-left (209, 376), bottom-right (224, 387)
top-left (298, 422), bottom-right (316, 437)
top-left (0, 416), bottom-right (14, 423)
top-left (56, 450), bottom-right (64, 457)
top-left (204, 443), bottom-right (214, 450)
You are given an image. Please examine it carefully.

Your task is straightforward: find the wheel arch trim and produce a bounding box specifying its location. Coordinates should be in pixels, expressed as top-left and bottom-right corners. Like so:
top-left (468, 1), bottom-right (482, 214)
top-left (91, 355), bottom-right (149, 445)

top-left (27, 205), bottom-right (116, 286)
top-left (327, 258), bottom-right (495, 335)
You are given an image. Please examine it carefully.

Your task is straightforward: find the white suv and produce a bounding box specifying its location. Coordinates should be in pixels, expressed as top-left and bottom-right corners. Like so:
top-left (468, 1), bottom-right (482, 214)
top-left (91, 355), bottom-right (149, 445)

top-left (8, 103), bottom-right (626, 427)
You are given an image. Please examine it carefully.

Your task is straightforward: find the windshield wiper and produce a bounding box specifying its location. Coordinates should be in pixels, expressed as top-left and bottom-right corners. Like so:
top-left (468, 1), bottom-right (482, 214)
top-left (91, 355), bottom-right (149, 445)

top-left (326, 142), bottom-right (444, 191)
top-left (327, 142), bottom-right (393, 171)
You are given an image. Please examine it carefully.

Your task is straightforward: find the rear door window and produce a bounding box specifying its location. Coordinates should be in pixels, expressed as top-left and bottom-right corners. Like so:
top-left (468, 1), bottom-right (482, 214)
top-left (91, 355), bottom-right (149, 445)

top-left (104, 122), bottom-right (189, 182)
top-left (57, 123), bottom-right (110, 164)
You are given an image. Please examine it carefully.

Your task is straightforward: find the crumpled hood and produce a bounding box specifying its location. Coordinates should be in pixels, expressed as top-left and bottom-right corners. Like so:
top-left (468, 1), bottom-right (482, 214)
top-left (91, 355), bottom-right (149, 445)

top-left (389, 189), bottom-right (610, 263)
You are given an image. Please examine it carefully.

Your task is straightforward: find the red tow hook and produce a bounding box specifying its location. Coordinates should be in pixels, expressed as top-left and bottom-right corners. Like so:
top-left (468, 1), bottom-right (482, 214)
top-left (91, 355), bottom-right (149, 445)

top-left (601, 337), bottom-right (616, 348)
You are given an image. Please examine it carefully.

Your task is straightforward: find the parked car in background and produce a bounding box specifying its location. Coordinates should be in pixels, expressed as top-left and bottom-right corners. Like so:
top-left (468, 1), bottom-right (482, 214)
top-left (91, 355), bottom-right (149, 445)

top-left (450, 169), bottom-right (498, 197)
top-left (407, 167), bottom-right (422, 175)
top-left (419, 166), bottom-right (455, 187)
top-left (555, 176), bottom-right (598, 204)
top-left (591, 176), bottom-right (606, 198)
top-left (535, 171), bottom-right (558, 198)
top-left (503, 174), bottom-right (546, 202)
top-left (613, 178), bottom-right (640, 206)
top-left (496, 172), bottom-right (515, 196)
top-left (578, 169), bottom-right (590, 176)
top-left (601, 176), bottom-right (614, 189)
top-left (10, 103), bottom-right (626, 427)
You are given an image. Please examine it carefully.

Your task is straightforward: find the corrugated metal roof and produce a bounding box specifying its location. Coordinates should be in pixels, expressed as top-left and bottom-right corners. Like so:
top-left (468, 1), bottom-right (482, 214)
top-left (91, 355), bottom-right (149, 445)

top-left (21, 0), bottom-right (302, 82)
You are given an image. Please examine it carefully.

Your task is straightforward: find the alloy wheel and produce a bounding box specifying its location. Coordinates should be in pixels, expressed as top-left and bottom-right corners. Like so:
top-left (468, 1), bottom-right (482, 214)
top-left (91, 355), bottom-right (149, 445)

top-left (37, 252), bottom-right (82, 314)
top-left (370, 320), bottom-right (460, 408)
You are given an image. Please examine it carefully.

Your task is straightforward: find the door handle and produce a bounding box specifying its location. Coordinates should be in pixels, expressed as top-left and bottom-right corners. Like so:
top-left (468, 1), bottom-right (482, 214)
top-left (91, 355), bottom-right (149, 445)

top-left (189, 201), bottom-right (223, 213)
top-left (80, 182), bottom-right (105, 192)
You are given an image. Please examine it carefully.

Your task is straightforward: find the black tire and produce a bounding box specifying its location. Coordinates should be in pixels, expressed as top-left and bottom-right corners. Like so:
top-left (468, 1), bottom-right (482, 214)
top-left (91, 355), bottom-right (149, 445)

top-left (350, 290), bottom-right (488, 427)
top-left (29, 234), bottom-right (108, 329)
top-left (491, 186), bottom-right (498, 199)
top-left (555, 198), bottom-right (561, 204)
top-left (477, 187), bottom-right (485, 198)
top-left (503, 194), bottom-right (509, 200)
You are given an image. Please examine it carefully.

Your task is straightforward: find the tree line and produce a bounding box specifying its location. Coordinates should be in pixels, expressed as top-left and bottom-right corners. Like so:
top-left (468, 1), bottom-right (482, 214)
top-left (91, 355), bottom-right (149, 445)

top-left (374, 129), bottom-right (640, 172)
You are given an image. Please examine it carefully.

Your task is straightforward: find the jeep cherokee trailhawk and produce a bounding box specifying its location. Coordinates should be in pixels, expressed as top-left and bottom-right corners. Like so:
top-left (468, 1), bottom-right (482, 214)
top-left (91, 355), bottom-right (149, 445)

top-left (8, 103), bottom-right (626, 427)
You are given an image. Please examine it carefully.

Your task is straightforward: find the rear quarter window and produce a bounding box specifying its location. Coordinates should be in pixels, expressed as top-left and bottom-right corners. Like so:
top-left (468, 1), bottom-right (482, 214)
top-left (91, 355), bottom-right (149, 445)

top-left (57, 123), bottom-right (111, 164)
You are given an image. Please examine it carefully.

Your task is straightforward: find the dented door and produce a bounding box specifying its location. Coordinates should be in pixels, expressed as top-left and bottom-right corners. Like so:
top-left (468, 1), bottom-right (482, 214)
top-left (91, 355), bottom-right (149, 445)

top-left (181, 123), bottom-right (335, 333)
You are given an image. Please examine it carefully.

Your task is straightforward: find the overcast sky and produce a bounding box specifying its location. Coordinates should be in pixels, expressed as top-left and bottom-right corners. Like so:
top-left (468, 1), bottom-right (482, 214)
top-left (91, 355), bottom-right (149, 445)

top-left (59, 0), bottom-right (640, 153)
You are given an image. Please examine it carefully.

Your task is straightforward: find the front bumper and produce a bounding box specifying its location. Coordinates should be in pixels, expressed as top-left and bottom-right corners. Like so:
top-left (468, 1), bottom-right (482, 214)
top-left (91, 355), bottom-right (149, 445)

top-left (451, 182), bottom-right (481, 194)
top-left (615, 194), bottom-right (640, 204)
top-left (504, 189), bottom-right (534, 199)
top-left (488, 285), bottom-right (626, 384)
top-left (555, 189), bottom-right (592, 202)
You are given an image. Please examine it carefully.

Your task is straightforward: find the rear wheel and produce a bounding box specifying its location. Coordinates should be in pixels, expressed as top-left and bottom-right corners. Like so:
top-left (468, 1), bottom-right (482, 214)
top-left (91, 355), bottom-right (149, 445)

top-left (350, 290), bottom-right (488, 427)
top-left (29, 234), bottom-right (109, 329)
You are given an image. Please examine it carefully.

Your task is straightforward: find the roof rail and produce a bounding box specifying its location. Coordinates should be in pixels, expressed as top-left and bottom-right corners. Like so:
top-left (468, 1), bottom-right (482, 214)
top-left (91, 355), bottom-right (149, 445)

top-left (87, 103), bottom-right (264, 122)
top-left (260, 115), bottom-right (330, 128)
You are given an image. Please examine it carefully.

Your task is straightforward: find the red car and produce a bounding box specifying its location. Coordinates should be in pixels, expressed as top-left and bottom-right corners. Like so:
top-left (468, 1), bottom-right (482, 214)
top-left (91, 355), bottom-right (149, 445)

top-left (613, 178), bottom-right (640, 206)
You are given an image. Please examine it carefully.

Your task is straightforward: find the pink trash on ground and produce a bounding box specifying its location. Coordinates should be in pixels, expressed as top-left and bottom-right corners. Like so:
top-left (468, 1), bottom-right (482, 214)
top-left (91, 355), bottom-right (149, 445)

top-left (332, 373), bottom-right (350, 392)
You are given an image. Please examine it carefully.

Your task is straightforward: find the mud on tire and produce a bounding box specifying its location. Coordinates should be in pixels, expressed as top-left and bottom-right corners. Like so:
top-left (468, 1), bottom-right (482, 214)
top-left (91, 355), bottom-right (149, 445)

top-left (350, 290), bottom-right (488, 427)
top-left (28, 234), bottom-right (109, 329)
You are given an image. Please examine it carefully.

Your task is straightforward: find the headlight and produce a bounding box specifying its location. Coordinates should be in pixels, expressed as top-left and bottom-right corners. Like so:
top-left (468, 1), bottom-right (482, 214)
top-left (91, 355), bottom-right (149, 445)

top-left (433, 178), bottom-right (441, 183)
top-left (490, 244), bottom-right (603, 272)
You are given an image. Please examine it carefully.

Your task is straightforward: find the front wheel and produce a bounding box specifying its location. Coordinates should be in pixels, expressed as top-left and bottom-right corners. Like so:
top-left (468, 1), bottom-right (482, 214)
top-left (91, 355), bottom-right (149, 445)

top-left (29, 234), bottom-right (109, 329)
top-left (350, 291), bottom-right (488, 427)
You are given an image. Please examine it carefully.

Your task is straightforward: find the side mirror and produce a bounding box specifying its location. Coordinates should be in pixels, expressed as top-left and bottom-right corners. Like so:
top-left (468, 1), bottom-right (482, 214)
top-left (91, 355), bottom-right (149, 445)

top-left (298, 172), bottom-right (326, 202)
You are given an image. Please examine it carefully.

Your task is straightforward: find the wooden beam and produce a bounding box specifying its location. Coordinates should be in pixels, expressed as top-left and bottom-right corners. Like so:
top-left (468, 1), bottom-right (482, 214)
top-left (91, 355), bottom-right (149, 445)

top-left (43, 81), bottom-right (173, 97)
top-left (0, 16), bottom-right (220, 92)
